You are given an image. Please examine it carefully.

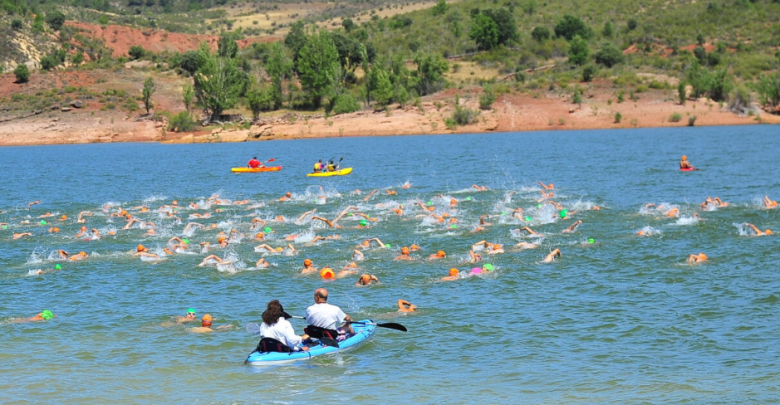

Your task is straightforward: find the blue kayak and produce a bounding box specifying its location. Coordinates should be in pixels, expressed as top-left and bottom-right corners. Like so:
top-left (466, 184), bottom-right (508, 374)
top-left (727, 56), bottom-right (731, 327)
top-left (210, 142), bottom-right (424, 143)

top-left (245, 321), bottom-right (376, 366)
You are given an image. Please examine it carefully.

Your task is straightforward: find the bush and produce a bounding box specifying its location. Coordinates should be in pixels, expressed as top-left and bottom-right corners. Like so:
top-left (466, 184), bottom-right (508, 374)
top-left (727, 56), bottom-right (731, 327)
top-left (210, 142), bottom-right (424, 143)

top-left (451, 95), bottom-right (480, 125)
top-left (582, 65), bottom-right (597, 82)
top-left (479, 86), bottom-right (495, 110)
top-left (669, 112), bottom-right (682, 122)
top-left (168, 111), bottom-right (197, 132)
top-left (14, 64), bottom-right (30, 83)
top-left (614, 112), bottom-right (622, 123)
top-left (568, 35), bottom-right (590, 65)
top-left (45, 11), bottom-right (66, 31)
top-left (331, 93), bottom-right (360, 115)
top-left (554, 15), bottom-right (591, 40)
top-left (11, 19), bottom-right (22, 30)
top-left (531, 26), bottom-right (551, 42)
top-left (687, 115), bottom-right (696, 126)
top-left (755, 72), bottom-right (780, 107)
top-left (129, 45), bottom-right (145, 60)
top-left (627, 18), bottom-right (638, 31)
top-left (594, 43), bottom-right (625, 67)
top-left (678, 81), bottom-right (686, 105)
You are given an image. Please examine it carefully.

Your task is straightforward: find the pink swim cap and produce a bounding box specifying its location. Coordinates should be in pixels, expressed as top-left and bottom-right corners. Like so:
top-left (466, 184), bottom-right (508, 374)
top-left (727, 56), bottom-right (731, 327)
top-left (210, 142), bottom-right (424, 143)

top-left (470, 267), bottom-right (482, 275)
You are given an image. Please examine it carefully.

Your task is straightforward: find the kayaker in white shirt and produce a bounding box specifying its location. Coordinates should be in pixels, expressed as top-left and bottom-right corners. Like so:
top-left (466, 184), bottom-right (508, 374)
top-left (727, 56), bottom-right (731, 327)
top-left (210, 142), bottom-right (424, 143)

top-left (305, 288), bottom-right (354, 339)
top-left (260, 300), bottom-right (309, 352)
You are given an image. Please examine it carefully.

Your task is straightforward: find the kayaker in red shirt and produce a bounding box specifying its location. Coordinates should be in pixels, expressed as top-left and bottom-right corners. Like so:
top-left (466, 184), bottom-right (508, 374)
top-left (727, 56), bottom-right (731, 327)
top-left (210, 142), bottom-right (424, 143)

top-left (248, 157), bottom-right (262, 168)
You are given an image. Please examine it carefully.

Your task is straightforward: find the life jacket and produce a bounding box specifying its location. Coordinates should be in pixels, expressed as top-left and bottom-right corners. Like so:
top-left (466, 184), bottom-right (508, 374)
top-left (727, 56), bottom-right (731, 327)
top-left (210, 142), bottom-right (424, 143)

top-left (327, 163), bottom-right (336, 171)
top-left (314, 162), bottom-right (322, 170)
top-left (304, 325), bottom-right (338, 339)
top-left (255, 337), bottom-right (292, 353)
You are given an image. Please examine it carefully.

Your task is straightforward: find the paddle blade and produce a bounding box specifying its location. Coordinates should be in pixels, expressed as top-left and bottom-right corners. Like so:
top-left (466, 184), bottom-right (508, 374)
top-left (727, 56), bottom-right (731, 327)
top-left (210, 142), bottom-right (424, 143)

top-left (245, 322), bottom-right (261, 335)
top-left (376, 322), bottom-right (407, 332)
top-left (319, 337), bottom-right (340, 348)
top-left (266, 158), bottom-right (275, 163)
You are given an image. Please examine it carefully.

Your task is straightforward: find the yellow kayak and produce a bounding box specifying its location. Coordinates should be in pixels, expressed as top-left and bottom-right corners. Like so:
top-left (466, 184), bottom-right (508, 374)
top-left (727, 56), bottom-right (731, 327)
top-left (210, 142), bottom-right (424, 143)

top-left (307, 167), bottom-right (353, 177)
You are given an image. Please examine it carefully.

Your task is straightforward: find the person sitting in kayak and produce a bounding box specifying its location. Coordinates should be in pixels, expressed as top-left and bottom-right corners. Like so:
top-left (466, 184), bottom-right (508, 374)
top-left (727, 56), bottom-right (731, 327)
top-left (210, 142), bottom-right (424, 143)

top-left (327, 159), bottom-right (339, 172)
top-left (305, 288), bottom-right (354, 340)
top-left (680, 155), bottom-right (692, 169)
top-left (248, 157), bottom-right (262, 169)
top-left (313, 160), bottom-right (323, 173)
top-left (258, 300), bottom-right (309, 352)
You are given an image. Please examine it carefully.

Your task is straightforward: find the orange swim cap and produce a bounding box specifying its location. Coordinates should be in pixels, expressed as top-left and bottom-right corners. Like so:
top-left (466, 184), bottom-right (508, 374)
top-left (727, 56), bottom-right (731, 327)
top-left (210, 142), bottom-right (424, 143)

top-left (255, 232), bottom-right (264, 239)
top-left (81, 226), bottom-right (87, 231)
top-left (217, 236), bottom-right (226, 242)
top-left (172, 200), bottom-right (178, 205)
top-left (637, 230), bottom-right (644, 235)
top-left (449, 268), bottom-right (459, 277)
top-left (137, 244), bottom-right (145, 252)
top-left (52, 227), bottom-right (60, 233)
top-left (320, 268), bottom-right (335, 279)
top-left (202, 314), bottom-right (212, 321)
top-left (401, 246), bottom-right (410, 254)
top-left (361, 240), bottom-right (370, 247)
top-left (698, 253), bottom-right (708, 260)
top-left (61, 215), bottom-right (67, 220)
top-left (79, 251), bottom-right (87, 256)
top-left (436, 250), bottom-right (445, 258)
top-left (766, 229), bottom-right (773, 235)
top-left (410, 244), bottom-right (419, 250)
top-left (304, 258), bottom-right (313, 266)
top-left (361, 274), bottom-right (371, 283)
top-left (285, 192), bottom-right (291, 197)
top-left (347, 262), bottom-right (357, 269)
top-left (121, 210), bottom-right (127, 215)
top-left (492, 244), bottom-right (503, 250)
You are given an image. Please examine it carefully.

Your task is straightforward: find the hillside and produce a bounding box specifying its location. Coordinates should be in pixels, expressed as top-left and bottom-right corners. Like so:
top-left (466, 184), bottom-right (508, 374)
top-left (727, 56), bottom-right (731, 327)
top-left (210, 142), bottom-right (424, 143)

top-left (0, 0), bottom-right (778, 146)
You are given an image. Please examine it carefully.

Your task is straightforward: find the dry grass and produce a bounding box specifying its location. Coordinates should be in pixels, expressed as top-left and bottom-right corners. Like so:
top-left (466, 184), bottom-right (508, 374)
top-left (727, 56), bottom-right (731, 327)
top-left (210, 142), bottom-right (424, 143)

top-left (445, 61), bottom-right (502, 83)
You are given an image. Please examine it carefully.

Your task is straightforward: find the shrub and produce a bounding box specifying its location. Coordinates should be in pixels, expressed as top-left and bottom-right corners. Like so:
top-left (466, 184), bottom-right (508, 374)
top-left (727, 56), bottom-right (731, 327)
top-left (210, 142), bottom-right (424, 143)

top-left (614, 112), bottom-right (622, 123)
top-left (11, 19), bottom-right (22, 30)
top-left (728, 85), bottom-right (753, 115)
top-left (669, 112), bottom-right (682, 122)
top-left (572, 87), bottom-right (582, 105)
top-left (331, 93), bottom-right (360, 115)
top-left (582, 65), bottom-right (597, 82)
top-left (479, 86), bottom-right (495, 110)
top-left (602, 21), bottom-right (613, 38)
top-left (40, 55), bottom-right (60, 70)
top-left (594, 43), bottom-right (624, 67)
top-left (45, 11), bottom-right (66, 31)
top-left (755, 72), bottom-right (780, 108)
top-left (617, 90), bottom-right (625, 103)
top-left (627, 18), bottom-right (637, 31)
top-left (14, 64), bottom-right (30, 83)
top-left (678, 81), bottom-right (686, 105)
top-left (129, 45), bottom-right (145, 60)
top-left (531, 26), bottom-right (551, 42)
top-left (168, 111), bottom-right (197, 132)
top-left (554, 15), bottom-right (591, 40)
top-left (687, 115), bottom-right (696, 126)
top-left (451, 95), bottom-right (479, 125)
top-left (444, 117), bottom-right (457, 130)
top-left (568, 35), bottom-right (590, 65)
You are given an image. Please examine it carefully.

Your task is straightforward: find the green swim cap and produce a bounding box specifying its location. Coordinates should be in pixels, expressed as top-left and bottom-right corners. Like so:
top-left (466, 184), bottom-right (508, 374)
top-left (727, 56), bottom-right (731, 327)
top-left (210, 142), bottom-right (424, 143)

top-left (54, 264), bottom-right (62, 270)
top-left (560, 209), bottom-right (567, 218)
top-left (41, 310), bottom-right (53, 320)
top-left (588, 238), bottom-right (595, 244)
top-left (182, 238), bottom-right (190, 244)
top-left (501, 211), bottom-right (507, 215)
top-left (187, 308), bottom-right (196, 315)
top-left (427, 201), bottom-right (433, 206)
top-left (263, 227), bottom-right (272, 233)
top-left (359, 219), bottom-right (367, 226)
top-left (525, 216), bottom-right (532, 221)
top-left (483, 263), bottom-right (494, 272)
top-left (40, 220), bottom-right (47, 225)
top-left (451, 224), bottom-right (457, 229)
top-left (348, 213), bottom-right (354, 216)
top-left (2, 225), bottom-right (7, 229)
top-left (537, 204), bottom-right (542, 209)
top-left (386, 244), bottom-right (391, 248)
top-left (465, 197), bottom-right (472, 201)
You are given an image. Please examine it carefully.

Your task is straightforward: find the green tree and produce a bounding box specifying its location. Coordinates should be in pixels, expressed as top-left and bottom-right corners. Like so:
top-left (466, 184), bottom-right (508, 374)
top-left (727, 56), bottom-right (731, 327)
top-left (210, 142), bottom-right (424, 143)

top-left (180, 50), bottom-right (200, 74)
top-left (11, 19), bottom-right (22, 30)
top-left (756, 72), bottom-right (780, 108)
top-left (470, 14), bottom-right (499, 50)
top-left (14, 64), bottom-right (30, 83)
top-left (554, 15), bottom-right (591, 40)
top-left (32, 14), bottom-right (44, 33)
top-left (686, 60), bottom-right (710, 98)
top-left (414, 52), bottom-right (448, 95)
top-left (627, 18), bottom-right (637, 31)
top-left (182, 83), bottom-right (194, 112)
top-left (582, 65), bottom-right (597, 82)
top-left (296, 29), bottom-right (340, 108)
top-left (71, 52), bottom-right (84, 65)
top-left (45, 10), bottom-right (66, 31)
top-left (707, 69), bottom-right (731, 102)
top-left (367, 65), bottom-right (393, 106)
top-left (218, 33), bottom-right (239, 59)
top-left (246, 82), bottom-right (273, 120)
top-left (431, 0), bottom-right (447, 16)
top-left (142, 77), bottom-right (155, 114)
top-left (194, 43), bottom-right (245, 121)
top-left (129, 45), bottom-right (145, 60)
top-left (284, 21), bottom-right (307, 64)
top-left (265, 42), bottom-right (293, 109)
top-left (531, 26), bottom-right (551, 42)
top-left (341, 18), bottom-right (355, 32)
top-left (568, 35), bottom-right (590, 66)
top-left (677, 81), bottom-right (686, 105)
top-left (479, 85), bottom-right (495, 110)
top-left (602, 21), bottom-right (614, 38)
top-left (482, 8), bottom-right (519, 46)
top-left (593, 43), bottom-right (624, 67)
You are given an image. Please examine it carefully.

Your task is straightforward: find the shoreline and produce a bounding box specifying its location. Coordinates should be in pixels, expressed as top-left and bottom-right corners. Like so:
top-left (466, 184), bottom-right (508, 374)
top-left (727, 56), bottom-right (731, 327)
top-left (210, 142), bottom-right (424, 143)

top-left (1, 90), bottom-right (777, 147)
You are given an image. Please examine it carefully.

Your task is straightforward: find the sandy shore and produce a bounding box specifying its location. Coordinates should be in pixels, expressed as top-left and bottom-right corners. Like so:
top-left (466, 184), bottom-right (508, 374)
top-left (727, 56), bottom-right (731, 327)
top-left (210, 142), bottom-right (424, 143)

top-left (1, 86), bottom-right (777, 147)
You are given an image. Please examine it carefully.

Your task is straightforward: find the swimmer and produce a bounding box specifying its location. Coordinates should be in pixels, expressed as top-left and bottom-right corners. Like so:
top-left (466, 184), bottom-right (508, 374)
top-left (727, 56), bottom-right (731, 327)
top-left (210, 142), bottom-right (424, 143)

top-left (301, 258), bottom-right (318, 274)
top-left (15, 310), bottom-right (54, 323)
top-left (358, 237), bottom-right (386, 249)
top-left (189, 314), bottom-right (233, 333)
top-left (664, 207), bottom-right (679, 218)
top-left (401, 182), bottom-right (411, 189)
top-left (38, 212), bottom-right (53, 218)
top-left (57, 249), bottom-right (70, 259)
top-left (217, 236), bottom-right (229, 248)
top-left (199, 242), bottom-right (210, 253)
top-left (341, 261), bottom-right (359, 272)
top-left (686, 253), bottom-right (708, 264)
top-left (391, 206), bottom-right (404, 216)
top-left (69, 251), bottom-right (88, 262)
top-left (59, 215), bottom-right (68, 221)
top-left (295, 209), bottom-right (317, 224)
top-left (516, 226), bottom-right (541, 236)
top-left (279, 192), bottom-right (292, 202)
top-left (231, 200), bottom-right (249, 206)
top-left (745, 223), bottom-right (773, 236)
top-left (255, 258), bottom-right (270, 268)
top-left (362, 189), bottom-right (378, 201)
top-left (515, 241), bottom-right (540, 250)
top-left (468, 250), bottom-right (482, 263)
top-left (175, 308), bottom-right (198, 324)
top-left (394, 246), bottom-right (413, 260)
top-left (471, 185), bottom-right (488, 191)
top-left (76, 211), bottom-right (92, 223)
top-left (440, 268), bottom-right (460, 282)
top-left (90, 228), bottom-right (101, 240)
top-left (764, 196), bottom-right (778, 209)
top-left (539, 190), bottom-right (554, 200)
top-left (48, 226), bottom-right (60, 233)
top-left (542, 248), bottom-right (561, 263)
top-left (12, 232), bottom-right (32, 239)
top-left (311, 216), bottom-right (338, 228)
top-left (386, 189), bottom-right (397, 195)
top-left (562, 220), bottom-right (583, 234)
top-left (355, 273), bottom-right (379, 286)
top-left (183, 222), bottom-right (204, 234)
top-left (479, 215), bottom-right (492, 226)
top-left (397, 299), bottom-right (416, 312)
top-left (198, 254), bottom-right (227, 267)
top-left (538, 182), bottom-right (554, 190)
top-left (27, 200), bottom-right (41, 209)
top-left (471, 240), bottom-right (504, 254)
top-left (428, 250), bottom-right (446, 260)
top-left (255, 244), bottom-right (285, 253)
top-left (352, 250), bottom-right (364, 261)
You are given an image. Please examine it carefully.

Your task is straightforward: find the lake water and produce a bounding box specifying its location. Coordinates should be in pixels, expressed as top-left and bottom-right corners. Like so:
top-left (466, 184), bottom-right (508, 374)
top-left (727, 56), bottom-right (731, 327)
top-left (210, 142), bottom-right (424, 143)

top-left (1, 125), bottom-right (779, 404)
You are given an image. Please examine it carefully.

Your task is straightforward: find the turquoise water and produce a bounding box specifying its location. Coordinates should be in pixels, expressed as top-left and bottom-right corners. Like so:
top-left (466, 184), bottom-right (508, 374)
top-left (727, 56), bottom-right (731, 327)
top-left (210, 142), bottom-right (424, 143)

top-left (1, 125), bottom-right (779, 404)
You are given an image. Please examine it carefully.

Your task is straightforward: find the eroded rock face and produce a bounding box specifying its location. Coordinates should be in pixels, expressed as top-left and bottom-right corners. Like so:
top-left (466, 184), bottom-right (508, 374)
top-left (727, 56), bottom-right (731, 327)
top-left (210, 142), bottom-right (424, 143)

top-left (71, 100), bottom-right (85, 109)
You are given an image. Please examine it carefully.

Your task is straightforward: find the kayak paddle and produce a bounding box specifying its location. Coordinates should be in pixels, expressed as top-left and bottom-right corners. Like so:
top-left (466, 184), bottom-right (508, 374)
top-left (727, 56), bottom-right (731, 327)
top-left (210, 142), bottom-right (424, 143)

top-left (245, 322), bottom-right (340, 348)
top-left (289, 315), bottom-right (407, 332)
